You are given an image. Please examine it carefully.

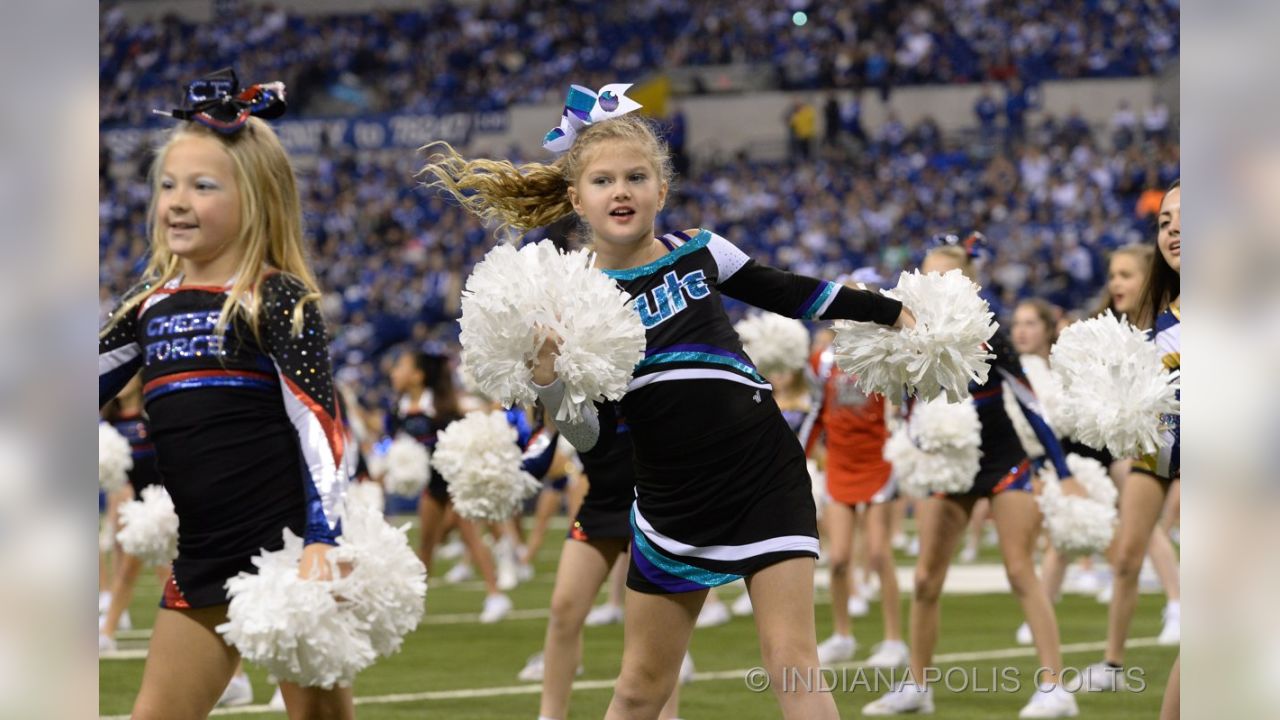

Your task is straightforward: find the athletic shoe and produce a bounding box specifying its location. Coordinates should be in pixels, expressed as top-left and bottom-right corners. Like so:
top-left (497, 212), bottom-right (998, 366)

top-left (517, 651), bottom-right (583, 682)
top-left (731, 592), bottom-right (754, 616)
top-left (1095, 580), bottom-right (1113, 605)
top-left (516, 562), bottom-right (535, 582)
top-left (444, 562), bottom-right (474, 584)
top-left (1019, 684), bottom-right (1079, 718)
top-left (584, 603), bottom-right (623, 627)
top-left (865, 639), bottom-right (910, 668)
top-left (695, 600), bottom-right (730, 628)
top-left (268, 687), bottom-right (285, 710)
top-left (98, 591), bottom-right (111, 614)
top-left (1070, 661), bottom-right (1127, 691)
top-left (848, 595), bottom-right (870, 618)
top-left (958, 544), bottom-right (978, 563)
top-left (99, 610), bottom-right (131, 632)
top-left (891, 533), bottom-right (908, 551)
top-left (861, 682), bottom-right (934, 715)
top-left (679, 651), bottom-right (695, 684)
top-left (479, 593), bottom-right (512, 623)
top-left (98, 633), bottom-right (116, 654)
top-left (437, 538), bottom-right (465, 561)
top-left (1015, 621), bottom-right (1033, 646)
top-left (216, 672), bottom-right (253, 708)
top-left (907, 536), bottom-right (920, 557)
top-left (816, 634), bottom-right (857, 665)
top-left (1158, 601), bottom-right (1180, 645)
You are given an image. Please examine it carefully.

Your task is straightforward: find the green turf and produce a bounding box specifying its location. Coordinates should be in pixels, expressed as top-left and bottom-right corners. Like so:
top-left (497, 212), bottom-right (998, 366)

top-left (99, 516), bottom-right (1176, 718)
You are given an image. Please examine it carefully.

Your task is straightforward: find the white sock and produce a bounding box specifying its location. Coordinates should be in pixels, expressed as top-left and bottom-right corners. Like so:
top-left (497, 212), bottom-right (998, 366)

top-left (1166, 600), bottom-right (1180, 614)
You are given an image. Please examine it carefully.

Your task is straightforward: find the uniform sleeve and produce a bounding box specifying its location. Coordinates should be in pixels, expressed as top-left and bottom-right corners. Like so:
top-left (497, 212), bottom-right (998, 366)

top-left (707, 233), bottom-right (902, 325)
top-left (531, 379), bottom-right (621, 457)
top-left (990, 333), bottom-right (1071, 478)
top-left (98, 285), bottom-right (148, 408)
top-left (260, 274), bottom-right (347, 545)
top-left (520, 424), bottom-right (560, 480)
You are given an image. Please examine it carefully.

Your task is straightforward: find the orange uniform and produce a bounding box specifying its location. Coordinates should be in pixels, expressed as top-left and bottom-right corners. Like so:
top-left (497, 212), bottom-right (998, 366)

top-left (805, 347), bottom-right (894, 506)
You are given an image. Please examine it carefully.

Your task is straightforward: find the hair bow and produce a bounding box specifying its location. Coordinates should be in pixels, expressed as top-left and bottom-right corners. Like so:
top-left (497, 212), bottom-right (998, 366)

top-left (541, 83), bottom-right (643, 154)
top-left (152, 67), bottom-right (287, 134)
top-left (930, 231), bottom-right (993, 262)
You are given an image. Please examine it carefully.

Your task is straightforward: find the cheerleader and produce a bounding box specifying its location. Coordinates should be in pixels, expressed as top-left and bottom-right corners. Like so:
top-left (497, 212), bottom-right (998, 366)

top-left (98, 71), bottom-right (353, 719)
top-left (421, 89), bottom-right (915, 719)
top-left (861, 240), bottom-right (1082, 718)
top-left (1078, 180), bottom-right (1181, 690)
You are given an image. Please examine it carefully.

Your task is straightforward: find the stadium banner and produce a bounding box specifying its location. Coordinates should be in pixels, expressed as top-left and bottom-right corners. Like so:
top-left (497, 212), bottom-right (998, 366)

top-left (100, 111), bottom-right (510, 160)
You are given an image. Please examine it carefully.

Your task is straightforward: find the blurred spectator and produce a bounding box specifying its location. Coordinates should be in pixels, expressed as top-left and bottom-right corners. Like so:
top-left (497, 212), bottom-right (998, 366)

top-left (786, 98), bottom-right (817, 161)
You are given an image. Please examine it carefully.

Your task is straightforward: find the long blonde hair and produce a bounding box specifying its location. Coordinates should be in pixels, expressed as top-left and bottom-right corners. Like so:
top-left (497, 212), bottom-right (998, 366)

top-left (418, 115), bottom-right (674, 239)
top-left (100, 118), bottom-right (320, 341)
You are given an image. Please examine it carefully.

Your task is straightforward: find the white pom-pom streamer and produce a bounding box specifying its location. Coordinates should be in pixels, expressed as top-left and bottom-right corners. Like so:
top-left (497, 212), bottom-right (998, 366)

top-left (1037, 454), bottom-right (1118, 556)
top-left (345, 480), bottom-right (385, 515)
top-left (1049, 311), bottom-right (1179, 457)
top-left (115, 485), bottom-right (178, 565)
top-left (382, 435), bottom-right (431, 497)
top-left (218, 532), bottom-right (375, 689)
top-left (734, 312), bottom-right (811, 376)
top-left (459, 241), bottom-right (646, 422)
top-left (99, 423), bottom-right (133, 492)
top-left (433, 410), bottom-right (541, 522)
top-left (883, 397), bottom-right (982, 497)
top-left (832, 270), bottom-right (996, 402)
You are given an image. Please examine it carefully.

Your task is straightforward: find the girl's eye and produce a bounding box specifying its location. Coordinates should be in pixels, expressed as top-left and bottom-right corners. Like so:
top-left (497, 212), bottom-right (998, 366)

top-left (160, 179), bottom-right (174, 190)
top-left (593, 177), bottom-right (609, 185)
top-left (629, 173), bottom-right (647, 182)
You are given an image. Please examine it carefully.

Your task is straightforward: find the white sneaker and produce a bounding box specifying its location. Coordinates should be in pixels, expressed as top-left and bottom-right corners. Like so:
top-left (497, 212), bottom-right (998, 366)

top-left (862, 682), bottom-right (934, 715)
top-left (1072, 569), bottom-right (1102, 596)
top-left (496, 560), bottom-right (518, 591)
top-left (99, 609), bottom-right (131, 633)
top-left (983, 525), bottom-right (998, 548)
top-left (516, 651), bottom-right (583, 682)
top-left (98, 591), bottom-right (111, 614)
top-left (679, 651), bottom-right (695, 684)
top-left (865, 639), bottom-right (909, 668)
top-left (695, 600), bottom-right (731, 628)
top-left (907, 536), bottom-right (920, 557)
top-left (584, 603), bottom-right (623, 627)
top-left (731, 592), bottom-right (754, 616)
top-left (816, 634), bottom-right (857, 665)
top-left (98, 633), bottom-right (116, 654)
top-left (958, 544), bottom-right (978, 563)
top-left (1015, 621), bottom-right (1033, 646)
top-left (1070, 661), bottom-right (1126, 691)
top-left (848, 595), bottom-right (870, 618)
top-left (1158, 602), bottom-right (1180, 645)
top-left (891, 533), bottom-right (908, 551)
top-left (517, 562), bottom-right (534, 582)
top-left (216, 672), bottom-right (253, 708)
top-left (1095, 580), bottom-right (1114, 604)
top-left (479, 593), bottom-right (512, 623)
top-left (444, 562), bottom-right (474, 584)
top-left (1019, 684), bottom-right (1079, 718)
top-left (437, 538), bottom-right (465, 561)
top-left (268, 686), bottom-right (285, 710)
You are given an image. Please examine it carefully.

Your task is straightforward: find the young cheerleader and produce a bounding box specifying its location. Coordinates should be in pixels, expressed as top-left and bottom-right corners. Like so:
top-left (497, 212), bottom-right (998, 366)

top-left (97, 72), bottom-right (353, 719)
top-left (1079, 179), bottom-right (1181, 690)
top-left (861, 241), bottom-right (1081, 718)
top-left (385, 349), bottom-right (512, 622)
top-left (421, 88), bottom-right (915, 720)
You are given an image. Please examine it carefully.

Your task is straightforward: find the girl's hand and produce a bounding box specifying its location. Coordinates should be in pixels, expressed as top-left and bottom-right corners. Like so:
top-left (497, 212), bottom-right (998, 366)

top-left (299, 542), bottom-right (335, 581)
top-left (1059, 476), bottom-right (1088, 499)
top-left (894, 306), bottom-right (917, 330)
top-left (530, 331), bottom-right (562, 386)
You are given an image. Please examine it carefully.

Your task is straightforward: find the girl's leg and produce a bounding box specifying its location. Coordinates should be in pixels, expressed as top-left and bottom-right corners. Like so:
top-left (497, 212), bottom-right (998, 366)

top-left (605, 588), bottom-right (706, 720)
top-left (101, 553), bottom-right (143, 638)
top-left (1148, 525), bottom-right (1181, 603)
top-left (746, 557), bottom-right (839, 719)
top-left (131, 605), bottom-right (240, 720)
top-left (865, 502), bottom-right (902, 641)
top-left (1040, 546), bottom-right (1068, 604)
top-left (457, 516), bottom-right (503, 596)
top-left (1159, 653), bottom-right (1180, 720)
top-left (524, 487), bottom-right (564, 565)
top-left (822, 501), bottom-right (856, 639)
top-left (540, 537), bottom-right (627, 719)
top-left (417, 494), bottom-right (448, 573)
top-left (908, 495), bottom-right (975, 686)
top-left (1106, 472), bottom-right (1170, 664)
top-left (278, 681), bottom-right (355, 720)
top-left (991, 491), bottom-right (1064, 683)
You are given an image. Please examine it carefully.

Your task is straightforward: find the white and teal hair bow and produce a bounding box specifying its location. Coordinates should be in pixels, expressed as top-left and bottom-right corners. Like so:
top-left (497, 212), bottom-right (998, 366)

top-left (541, 83), bottom-right (643, 154)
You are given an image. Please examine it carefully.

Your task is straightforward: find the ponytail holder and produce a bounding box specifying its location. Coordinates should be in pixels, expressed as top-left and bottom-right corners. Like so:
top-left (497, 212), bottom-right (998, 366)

top-left (541, 83), bottom-right (643, 154)
top-left (152, 67), bottom-right (287, 134)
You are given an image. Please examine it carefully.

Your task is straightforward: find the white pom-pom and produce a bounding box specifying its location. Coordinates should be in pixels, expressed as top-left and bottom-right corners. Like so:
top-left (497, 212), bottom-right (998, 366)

top-left (433, 411), bottom-right (541, 522)
top-left (1037, 454), bottom-right (1118, 556)
top-left (459, 241), bottom-right (646, 422)
top-left (116, 485), bottom-right (178, 565)
top-left (832, 269), bottom-right (996, 402)
top-left (382, 435), bottom-right (431, 497)
top-left (217, 532), bottom-right (375, 689)
top-left (734, 312), bottom-right (811, 376)
top-left (345, 480), bottom-right (385, 515)
top-left (1049, 311), bottom-right (1179, 457)
top-left (98, 423), bottom-right (133, 492)
top-left (883, 397), bottom-right (982, 497)
top-left (331, 495), bottom-right (427, 658)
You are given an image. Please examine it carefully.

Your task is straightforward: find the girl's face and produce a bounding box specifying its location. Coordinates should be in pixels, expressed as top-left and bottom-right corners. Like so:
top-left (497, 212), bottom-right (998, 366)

top-left (1010, 304), bottom-right (1051, 356)
top-left (390, 354), bottom-right (422, 394)
top-left (568, 139), bottom-right (667, 250)
top-left (156, 134), bottom-right (242, 267)
top-left (1157, 186), bottom-right (1181, 274)
top-left (1107, 252), bottom-right (1147, 317)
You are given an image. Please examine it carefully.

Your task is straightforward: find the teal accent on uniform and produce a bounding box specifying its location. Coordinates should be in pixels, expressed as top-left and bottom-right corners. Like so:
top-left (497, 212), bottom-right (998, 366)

top-left (631, 510), bottom-right (742, 587)
top-left (802, 281), bottom-right (838, 319)
top-left (634, 351), bottom-right (765, 383)
top-left (602, 229), bottom-right (711, 281)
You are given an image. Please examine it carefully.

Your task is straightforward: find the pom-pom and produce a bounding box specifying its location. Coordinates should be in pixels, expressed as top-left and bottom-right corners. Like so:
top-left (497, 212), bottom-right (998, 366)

top-left (382, 435), bottom-right (431, 497)
top-left (1037, 454), bottom-right (1118, 556)
top-left (345, 480), bottom-right (386, 515)
top-left (734, 312), bottom-right (811, 376)
top-left (459, 241), bottom-right (646, 422)
top-left (832, 269), bottom-right (996, 402)
top-left (217, 532), bottom-right (375, 689)
top-left (433, 411), bottom-right (541, 522)
top-left (883, 397), bottom-right (982, 497)
top-left (330, 495), bottom-right (427, 658)
top-left (116, 485), bottom-right (178, 565)
top-left (99, 423), bottom-right (133, 493)
top-left (1049, 311), bottom-right (1179, 457)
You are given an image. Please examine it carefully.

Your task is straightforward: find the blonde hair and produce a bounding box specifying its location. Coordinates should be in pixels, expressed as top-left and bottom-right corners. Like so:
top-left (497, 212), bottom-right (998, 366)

top-left (101, 118), bottom-right (320, 341)
top-left (1091, 243), bottom-right (1155, 320)
top-left (923, 245), bottom-right (976, 281)
top-left (418, 115), bottom-right (673, 239)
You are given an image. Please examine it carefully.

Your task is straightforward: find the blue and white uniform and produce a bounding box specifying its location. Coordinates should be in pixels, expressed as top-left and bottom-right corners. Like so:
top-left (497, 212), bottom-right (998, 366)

top-left (1133, 303), bottom-right (1180, 480)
